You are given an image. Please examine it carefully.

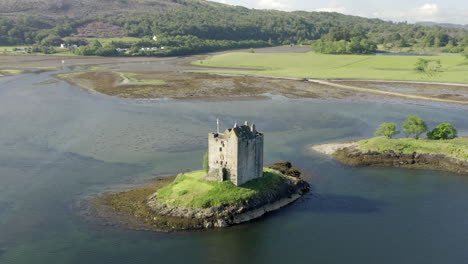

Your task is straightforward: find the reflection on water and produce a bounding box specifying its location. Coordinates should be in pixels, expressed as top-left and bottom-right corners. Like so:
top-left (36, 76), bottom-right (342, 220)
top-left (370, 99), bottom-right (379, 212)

top-left (1, 69), bottom-right (468, 264)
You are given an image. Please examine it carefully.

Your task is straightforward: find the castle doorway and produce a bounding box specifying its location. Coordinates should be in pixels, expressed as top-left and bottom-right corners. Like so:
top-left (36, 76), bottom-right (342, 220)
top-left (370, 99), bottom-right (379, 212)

top-left (222, 168), bottom-right (229, 181)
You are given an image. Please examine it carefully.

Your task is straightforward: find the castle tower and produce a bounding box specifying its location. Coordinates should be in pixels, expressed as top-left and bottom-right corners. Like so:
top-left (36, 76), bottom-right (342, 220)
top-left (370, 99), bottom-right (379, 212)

top-left (206, 121), bottom-right (264, 186)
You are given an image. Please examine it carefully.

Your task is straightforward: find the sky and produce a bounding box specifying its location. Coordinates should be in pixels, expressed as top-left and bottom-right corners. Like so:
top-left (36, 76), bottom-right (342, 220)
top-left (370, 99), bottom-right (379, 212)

top-left (211, 0), bottom-right (468, 25)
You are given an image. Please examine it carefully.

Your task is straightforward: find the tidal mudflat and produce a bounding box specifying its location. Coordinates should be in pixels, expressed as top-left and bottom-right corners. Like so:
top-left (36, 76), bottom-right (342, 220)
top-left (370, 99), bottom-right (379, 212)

top-left (1, 50), bottom-right (468, 263)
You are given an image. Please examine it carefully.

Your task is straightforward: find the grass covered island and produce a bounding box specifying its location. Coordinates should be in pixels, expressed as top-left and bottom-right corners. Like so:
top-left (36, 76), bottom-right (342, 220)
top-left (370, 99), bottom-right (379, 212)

top-left (94, 163), bottom-right (309, 231)
top-left (313, 137), bottom-right (468, 175)
top-left (313, 116), bottom-right (467, 175)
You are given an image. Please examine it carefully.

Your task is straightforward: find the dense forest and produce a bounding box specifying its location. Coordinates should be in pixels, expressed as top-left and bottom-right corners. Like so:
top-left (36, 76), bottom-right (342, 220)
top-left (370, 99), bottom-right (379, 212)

top-left (1, 0), bottom-right (467, 56)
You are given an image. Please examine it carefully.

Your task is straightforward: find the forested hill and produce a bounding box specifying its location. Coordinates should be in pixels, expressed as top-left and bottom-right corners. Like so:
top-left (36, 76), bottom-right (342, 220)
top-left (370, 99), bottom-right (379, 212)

top-left (1, 0), bottom-right (467, 56)
top-left (0, 0), bottom-right (220, 18)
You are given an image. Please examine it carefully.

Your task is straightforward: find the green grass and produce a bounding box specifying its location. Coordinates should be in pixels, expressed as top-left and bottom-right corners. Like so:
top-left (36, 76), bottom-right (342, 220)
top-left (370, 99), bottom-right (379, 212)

top-left (82, 37), bottom-right (141, 45)
top-left (193, 52), bottom-right (468, 83)
top-left (358, 137), bottom-right (468, 160)
top-left (156, 168), bottom-right (288, 208)
top-left (119, 72), bottom-right (166, 85)
top-left (0, 69), bottom-right (25, 74)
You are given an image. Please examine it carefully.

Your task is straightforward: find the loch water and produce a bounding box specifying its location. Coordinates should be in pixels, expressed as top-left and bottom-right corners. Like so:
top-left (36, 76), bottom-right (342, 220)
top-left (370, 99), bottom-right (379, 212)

top-left (1, 69), bottom-right (468, 264)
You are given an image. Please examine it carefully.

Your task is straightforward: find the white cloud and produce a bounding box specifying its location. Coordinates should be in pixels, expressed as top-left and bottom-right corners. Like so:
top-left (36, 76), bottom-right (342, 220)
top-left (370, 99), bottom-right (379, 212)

top-left (256, 0), bottom-right (290, 10)
top-left (415, 3), bottom-right (440, 20)
top-left (372, 3), bottom-right (444, 22)
top-left (316, 1), bottom-right (348, 13)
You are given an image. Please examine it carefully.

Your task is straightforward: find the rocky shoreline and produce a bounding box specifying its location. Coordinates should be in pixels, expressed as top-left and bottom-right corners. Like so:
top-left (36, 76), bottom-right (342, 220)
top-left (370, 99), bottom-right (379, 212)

top-left (314, 143), bottom-right (468, 175)
top-left (146, 175), bottom-right (309, 229)
top-left (88, 164), bottom-right (310, 231)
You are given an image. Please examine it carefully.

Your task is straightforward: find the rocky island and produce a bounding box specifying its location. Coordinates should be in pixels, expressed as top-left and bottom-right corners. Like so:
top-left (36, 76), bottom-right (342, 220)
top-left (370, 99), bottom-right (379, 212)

top-left (313, 116), bottom-right (468, 175)
top-left (92, 122), bottom-right (310, 231)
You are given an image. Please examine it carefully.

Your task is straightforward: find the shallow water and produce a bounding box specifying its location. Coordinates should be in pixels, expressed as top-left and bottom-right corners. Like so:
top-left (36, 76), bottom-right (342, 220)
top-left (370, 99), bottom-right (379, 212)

top-left (1, 69), bottom-right (468, 264)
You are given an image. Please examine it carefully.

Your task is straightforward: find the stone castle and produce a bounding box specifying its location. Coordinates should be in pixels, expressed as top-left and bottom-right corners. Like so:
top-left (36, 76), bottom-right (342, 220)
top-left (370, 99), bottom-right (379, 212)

top-left (206, 121), bottom-right (264, 186)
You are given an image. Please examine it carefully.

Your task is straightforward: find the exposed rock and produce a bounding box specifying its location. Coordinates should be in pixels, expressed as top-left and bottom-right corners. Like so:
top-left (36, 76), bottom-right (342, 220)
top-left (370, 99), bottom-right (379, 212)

top-left (268, 161), bottom-right (302, 178)
top-left (333, 146), bottom-right (468, 175)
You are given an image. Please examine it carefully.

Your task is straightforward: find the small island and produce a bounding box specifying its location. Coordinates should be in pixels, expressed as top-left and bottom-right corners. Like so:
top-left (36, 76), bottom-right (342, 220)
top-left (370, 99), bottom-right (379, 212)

top-left (92, 122), bottom-right (310, 231)
top-left (313, 116), bottom-right (468, 175)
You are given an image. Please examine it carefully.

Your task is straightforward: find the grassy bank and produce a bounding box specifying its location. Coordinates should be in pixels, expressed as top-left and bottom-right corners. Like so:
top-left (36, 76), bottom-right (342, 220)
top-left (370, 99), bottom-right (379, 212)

top-left (357, 137), bottom-right (468, 160)
top-left (118, 72), bottom-right (166, 85)
top-left (193, 52), bottom-right (468, 84)
top-left (156, 168), bottom-right (287, 208)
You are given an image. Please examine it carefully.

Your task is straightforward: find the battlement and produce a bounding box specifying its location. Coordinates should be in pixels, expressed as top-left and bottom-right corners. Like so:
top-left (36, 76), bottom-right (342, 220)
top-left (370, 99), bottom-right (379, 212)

top-left (206, 121), bottom-right (264, 186)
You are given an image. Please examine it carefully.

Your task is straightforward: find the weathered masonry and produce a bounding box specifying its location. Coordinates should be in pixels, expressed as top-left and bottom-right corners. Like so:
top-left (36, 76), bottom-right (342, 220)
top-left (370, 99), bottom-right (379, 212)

top-left (206, 121), bottom-right (264, 186)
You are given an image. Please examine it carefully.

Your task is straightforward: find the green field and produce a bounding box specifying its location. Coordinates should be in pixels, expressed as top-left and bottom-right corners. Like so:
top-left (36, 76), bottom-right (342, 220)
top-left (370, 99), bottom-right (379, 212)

top-left (156, 168), bottom-right (288, 208)
top-left (358, 137), bottom-right (468, 160)
top-left (118, 72), bottom-right (166, 85)
top-left (0, 46), bottom-right (30, 54)
top-left (193, 52), bottom-right (468, 83)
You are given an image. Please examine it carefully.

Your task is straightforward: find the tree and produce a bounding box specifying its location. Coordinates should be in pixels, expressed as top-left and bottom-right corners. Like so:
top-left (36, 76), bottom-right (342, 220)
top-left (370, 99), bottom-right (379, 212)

top-left (375, 123), bottom-right (399, 138)
top-left (203, 152), bottom-right (209, 173)
top-left (402, 115), bottom-right (428, 139)
top-left (427, 123), bottom-right (458, 140)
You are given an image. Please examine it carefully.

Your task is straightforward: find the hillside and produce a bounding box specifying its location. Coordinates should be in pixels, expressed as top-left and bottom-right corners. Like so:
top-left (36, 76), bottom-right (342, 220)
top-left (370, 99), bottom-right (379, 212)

top-left (0, 0), bottom-right (467, 57)
top-left (0, 0), bottom-right (221, 18)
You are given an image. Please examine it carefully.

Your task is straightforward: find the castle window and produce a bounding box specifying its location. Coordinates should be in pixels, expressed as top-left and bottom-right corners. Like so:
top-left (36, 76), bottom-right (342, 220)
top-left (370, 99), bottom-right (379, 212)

top-left (219, 147), bottom-right (222, 152)
top-left (220, 161), bottom-right (223, 165)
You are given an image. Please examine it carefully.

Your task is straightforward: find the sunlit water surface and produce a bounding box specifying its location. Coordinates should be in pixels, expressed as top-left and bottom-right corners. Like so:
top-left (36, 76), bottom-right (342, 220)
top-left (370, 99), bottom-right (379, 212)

top-left (1, 70), bottom-right (468, 264)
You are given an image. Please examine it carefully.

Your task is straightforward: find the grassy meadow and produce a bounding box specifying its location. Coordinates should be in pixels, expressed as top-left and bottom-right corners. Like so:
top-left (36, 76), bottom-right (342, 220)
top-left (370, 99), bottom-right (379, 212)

top-left (156, 168), bottom-right (288, 208)
top-left (193, 52), bottom-right (468, 83)
top-left (358, 137), bottom-right (468, 160)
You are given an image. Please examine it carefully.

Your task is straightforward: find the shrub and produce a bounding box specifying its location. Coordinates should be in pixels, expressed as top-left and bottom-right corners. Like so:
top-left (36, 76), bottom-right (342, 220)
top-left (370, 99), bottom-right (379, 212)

top-left (427, 123), bottom-right (458, 140)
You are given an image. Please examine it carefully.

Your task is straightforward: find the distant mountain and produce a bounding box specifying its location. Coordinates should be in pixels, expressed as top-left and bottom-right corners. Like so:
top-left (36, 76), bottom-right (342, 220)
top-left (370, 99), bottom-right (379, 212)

top-left (416, 21), bottom-right (468, 29)
top-left (0, 0), bottom-right (222, 18)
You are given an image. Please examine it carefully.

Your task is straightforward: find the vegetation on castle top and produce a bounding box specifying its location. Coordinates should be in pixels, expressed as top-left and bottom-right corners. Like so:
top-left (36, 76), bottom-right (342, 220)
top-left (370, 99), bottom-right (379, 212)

top-left (357, 137), bottom-right (468, 161)
top-left (155, 168), bottom-right (289, 209)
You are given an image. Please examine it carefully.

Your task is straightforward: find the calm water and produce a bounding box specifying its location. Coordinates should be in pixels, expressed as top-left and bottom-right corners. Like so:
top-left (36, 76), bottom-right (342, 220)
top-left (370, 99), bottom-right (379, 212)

top-left (1, 69), bottom-right (468, 264)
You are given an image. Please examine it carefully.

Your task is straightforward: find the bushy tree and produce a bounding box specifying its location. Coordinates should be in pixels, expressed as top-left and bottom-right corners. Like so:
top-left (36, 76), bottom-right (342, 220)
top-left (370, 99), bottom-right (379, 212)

top-left (203, 152), bottom-right (209, 173)
top-left (402, 115), bottom-right (428, 139)
top-left (414, 59), bottom-right (442, 74)
top-left (375, 123), bottom-right (399, 138)
top-left (415, 58), bottom-right (429, 72)
top-left (427, 123), bottom-right (458, 140)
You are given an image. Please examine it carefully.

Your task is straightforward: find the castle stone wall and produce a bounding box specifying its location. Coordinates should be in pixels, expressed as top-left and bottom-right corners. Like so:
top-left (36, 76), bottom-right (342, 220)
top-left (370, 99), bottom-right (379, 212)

top-left (206, 123), bottom-right (263, 186)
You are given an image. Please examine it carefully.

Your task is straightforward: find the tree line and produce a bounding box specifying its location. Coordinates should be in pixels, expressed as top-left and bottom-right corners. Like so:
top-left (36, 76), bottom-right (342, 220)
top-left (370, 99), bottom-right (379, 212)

top-left (375, 115), bottom-right (458, 140)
